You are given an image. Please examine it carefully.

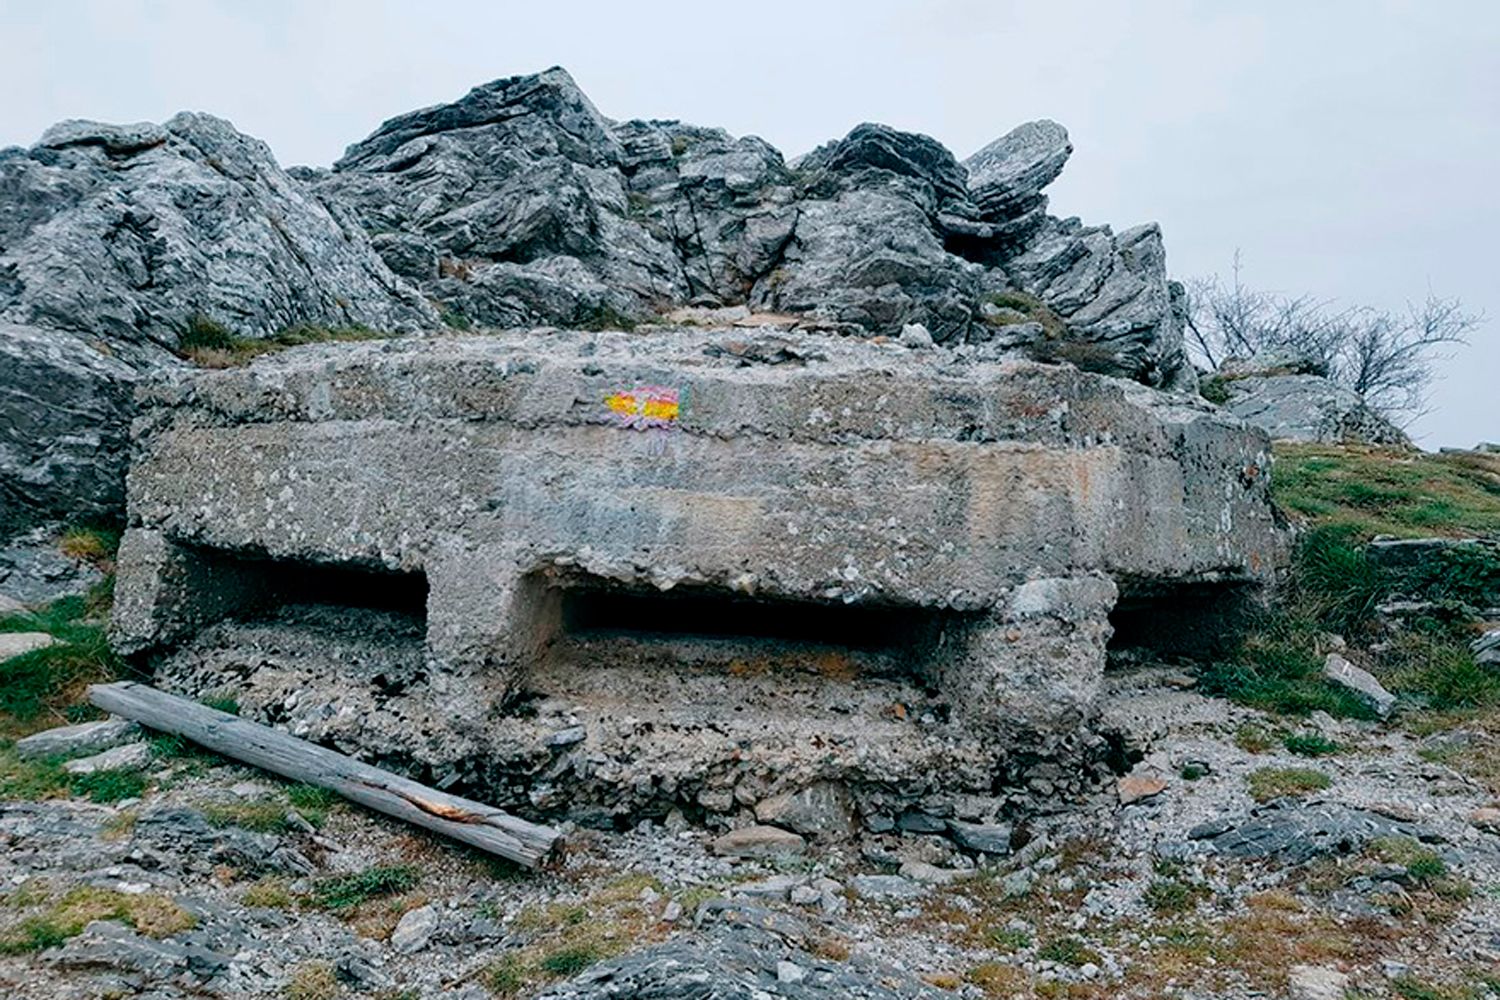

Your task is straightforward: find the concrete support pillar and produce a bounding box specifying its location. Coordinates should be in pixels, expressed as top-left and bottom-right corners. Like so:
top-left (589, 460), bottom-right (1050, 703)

top-left (109, 528), bottom-right (274, 655)
top-left (423, 540), bottom-right (558, 720)
top-left (935, 574), bottom-right (1118, 736)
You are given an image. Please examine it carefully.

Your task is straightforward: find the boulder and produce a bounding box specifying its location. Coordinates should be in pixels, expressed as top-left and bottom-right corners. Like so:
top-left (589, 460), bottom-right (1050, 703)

top-left (534, 902), bottom-right (951, 999)
top-left (1117, 771), bottom-right (1169, 805)
top-left (0, 631), bottom-right (56, 661)
top-left (753, 782), bottom-right (857, 841)
top-left (711, 825), bottom-right (807, 859)
top-left (390, 903), bottom-right (440, 954)
top-left (1323, 653), bottom-right (1396, 718)
top-left (0, 527), bottom-right (105, 606)
top-left (1288, 965), bottom-right (1351, 1000)
top-left (1216, 349), bottom-right (1328, 379)
top-left (964, 119), bottom-right (1072, 223)
top-left (1473, 629), bottom-right (1500, 667)
top-left (945, 819), bottom-right (1013, 856)
top-left (1189, 800), bottom-right (1439, 864)
top-left (62, 740), bottom-right (153, 775)
top-left (1214, 369), bottom-right (1407, 445)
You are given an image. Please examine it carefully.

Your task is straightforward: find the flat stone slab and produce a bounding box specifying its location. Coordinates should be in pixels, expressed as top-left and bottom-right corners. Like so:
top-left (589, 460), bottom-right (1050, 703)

top-left (62, 741), bottom-right (153, 775)
top-left (16, 718), bottom-right (142, 760)
top-left (711, 825), bottom-right (807, 859)
top-left (0, 631), bottom-right (56, 660)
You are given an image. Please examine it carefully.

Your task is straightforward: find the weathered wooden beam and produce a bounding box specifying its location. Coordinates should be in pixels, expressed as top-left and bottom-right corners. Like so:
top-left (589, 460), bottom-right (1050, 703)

top-left (89, 681), bottom-right (562, 868)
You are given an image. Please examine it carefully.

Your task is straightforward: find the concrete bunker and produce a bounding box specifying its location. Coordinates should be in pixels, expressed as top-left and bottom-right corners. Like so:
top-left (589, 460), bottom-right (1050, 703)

top-left (109, 329), bottom-right (1288, 825)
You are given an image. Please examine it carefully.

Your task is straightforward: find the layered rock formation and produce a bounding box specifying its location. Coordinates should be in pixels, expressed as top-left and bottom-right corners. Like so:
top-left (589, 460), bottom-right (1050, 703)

top-left (309, 67), bottom-right (1194, 386)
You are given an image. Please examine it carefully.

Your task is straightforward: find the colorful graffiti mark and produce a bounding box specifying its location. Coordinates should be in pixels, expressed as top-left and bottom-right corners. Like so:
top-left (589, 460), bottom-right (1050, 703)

top-left (605, 386), bottom-right (680, 430)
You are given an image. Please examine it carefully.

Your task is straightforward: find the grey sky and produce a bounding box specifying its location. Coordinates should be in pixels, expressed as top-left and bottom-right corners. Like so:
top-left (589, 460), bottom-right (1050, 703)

top-left (3, 0), bottom-right (1495, 447)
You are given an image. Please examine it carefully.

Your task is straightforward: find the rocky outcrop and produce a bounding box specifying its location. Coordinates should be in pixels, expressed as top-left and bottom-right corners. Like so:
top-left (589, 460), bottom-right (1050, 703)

top-left (1207, 351), bottom-right (1408, 445)
top-left (312, 66), bottom-right (1193, 385)
top-left (1, 114), bottom-right (433, 361)
top-left (0, 113), bottom-right (436, 540)
top-left (0, 323), bottom-right (137, 536)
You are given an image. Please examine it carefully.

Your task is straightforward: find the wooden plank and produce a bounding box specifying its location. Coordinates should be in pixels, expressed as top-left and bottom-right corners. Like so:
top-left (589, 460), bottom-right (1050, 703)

top-left (89, 681), bottom-right (562, 868)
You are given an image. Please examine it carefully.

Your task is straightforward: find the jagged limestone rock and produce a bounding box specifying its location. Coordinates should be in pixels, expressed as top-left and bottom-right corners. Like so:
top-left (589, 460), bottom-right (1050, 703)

top-left (1, 113), bottom-right (434, 362)
top-left (313, 67), bottom-right (1192, 383)
top-left (0, 323), bottom-right (138, 535)
top-left (1213, 358), bottom-right (1409, 445)
top-left (964, 119), bottom-right (1073, 223)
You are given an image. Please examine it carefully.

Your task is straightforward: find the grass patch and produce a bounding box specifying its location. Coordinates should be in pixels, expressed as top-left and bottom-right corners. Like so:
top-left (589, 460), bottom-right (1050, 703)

top-left (0, 590), bottom-right (124, 735)
top-left (987, 926), bottom-right (1032, 951)
top-left (285, 960), bottom-right (340, 1000)
top-left (202, 800), bottom-right (296, 834)
top-left (243, 877), bottom-right (294, 909)
top-left (1246, 767), bottom-right (1331, 802)
top-left (310, 866), bottom-right (419, 911)
top-left (981, 290), bottom-right (1069, 340)
top-left (1233, 722), bottom-right (1278, 753)
top-left (180, 315), bottom-right (395, 368)
top-left (70, 768), bottom-right (147, 803)
top-left (0, 746), bottom-right (70, 801)
top-left (58, 525), bottom-right (121, 568)
top-left (1036, 935), bottom-right (1100, 967)
top-left (1144, 878), bottom-right (1208, 915)
top-left (1282, 732), bottom-right (1341, 757)
top-left (0, 886), bottom-right (194, 954)
top-left (286, 782), bottom-right (336, 826)
top-left (1271, 444), bottom-right (1500, 540)
top-left (536, 943), bottom-right (608, 976)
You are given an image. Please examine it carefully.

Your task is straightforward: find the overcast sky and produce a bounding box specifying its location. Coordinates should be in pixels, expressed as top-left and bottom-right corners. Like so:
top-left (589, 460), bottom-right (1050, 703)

top-left (3, 0), bottom-right (1495, 447)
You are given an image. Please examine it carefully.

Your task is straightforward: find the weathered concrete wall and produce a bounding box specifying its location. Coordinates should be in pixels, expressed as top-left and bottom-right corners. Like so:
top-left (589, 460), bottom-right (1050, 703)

top-left (113, 328), bottom-right (1286, 817)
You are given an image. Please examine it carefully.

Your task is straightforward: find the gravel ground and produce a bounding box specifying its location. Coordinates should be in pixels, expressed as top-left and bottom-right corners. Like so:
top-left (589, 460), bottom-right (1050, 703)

top-left (4, 670), bottom-right (1499, 999)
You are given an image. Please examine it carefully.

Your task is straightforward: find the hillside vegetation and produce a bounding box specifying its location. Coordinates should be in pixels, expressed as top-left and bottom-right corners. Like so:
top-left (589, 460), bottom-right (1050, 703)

top-left (1201, 443), bottom-right (1500, 792)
